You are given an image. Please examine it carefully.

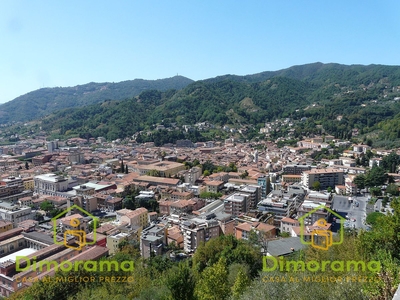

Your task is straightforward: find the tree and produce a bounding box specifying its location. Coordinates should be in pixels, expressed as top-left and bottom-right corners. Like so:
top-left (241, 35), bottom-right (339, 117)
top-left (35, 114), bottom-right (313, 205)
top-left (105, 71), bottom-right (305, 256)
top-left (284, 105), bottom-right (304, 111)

top-left (365, 166), bottom-right (387, 187)
top-left (147, 169), bottom-right (161, 177)
top-left (120, 160), bottom-right (124, 173)
top-left (312, 181), bottom-right (321, 191)
top-left (199, 191), bottom-right (222, 199)
top-left (125, 165), bottom-right (129, 174)
top-left (40, 200), bottom-right (53, 212)
top-left (203, 170), bottom-right (210, 177)
top-left (195, 257), bottom-right (230, 300)
top-left (353, 174), bottom-right (365, 193)
top-left (366, 212), bottom-right (385, 226)
top-left (370, 187), bottom-right (382, 197)
top-left (231, 268), bottom-right (250, 299)
top-left (386, 184), bottom-right (400, 196)
top-left (88, 220), bottom-right (100, 232)
top-left (165, 263), bottom-right (196, 300)
top-left (123, 196), bottom-right (137, 210)
top-left (382, 152), bottom-right (400, 173)
top-left (228, 162), bottom-right (238, 172)
top-left (240, 170), bottom-right (249, 179)
top-left (25, 161), bottom-right (29, 170)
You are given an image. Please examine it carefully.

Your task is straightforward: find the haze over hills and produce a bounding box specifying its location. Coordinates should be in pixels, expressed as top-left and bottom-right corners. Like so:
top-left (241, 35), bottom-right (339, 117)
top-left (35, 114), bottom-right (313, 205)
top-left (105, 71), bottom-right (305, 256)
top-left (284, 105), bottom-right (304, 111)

top-left (0, 75), bottom-right (194, 124)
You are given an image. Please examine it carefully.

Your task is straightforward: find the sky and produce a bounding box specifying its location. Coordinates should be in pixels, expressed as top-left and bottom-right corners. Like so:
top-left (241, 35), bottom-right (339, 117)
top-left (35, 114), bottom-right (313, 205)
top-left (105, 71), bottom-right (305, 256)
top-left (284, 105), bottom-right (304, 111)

top-left (1, 0), bottom-right (400, 104)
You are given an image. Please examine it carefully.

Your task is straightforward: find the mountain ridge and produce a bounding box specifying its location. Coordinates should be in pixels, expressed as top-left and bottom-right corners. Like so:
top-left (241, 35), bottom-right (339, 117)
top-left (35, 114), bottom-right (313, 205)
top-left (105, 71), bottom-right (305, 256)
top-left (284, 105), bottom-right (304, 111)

top-left (34, 62), bottom-right (400, 146)
top-left (0, 75), bottom-right (194, 124)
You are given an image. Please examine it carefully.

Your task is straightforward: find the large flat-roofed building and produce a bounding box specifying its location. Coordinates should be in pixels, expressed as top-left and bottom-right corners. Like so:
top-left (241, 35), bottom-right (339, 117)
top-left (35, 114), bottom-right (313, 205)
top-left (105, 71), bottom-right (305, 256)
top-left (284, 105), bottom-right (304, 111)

top-left (238, 185), bottom-right (261, 208)
top-left (283, 164), bottom-right (312, 175)
top-left (0, 204), bottom-right (32, 226)
top-left (0, 244), bottom-right (108, 297)
top-left (301, 168), bottom-right (344, 190)
top-left (132, 161), bottom-right (186, 177)
top-left (34, 173), bottom-right (68, 196)
top-left (133, 175), bottom-right (180, 188)
top-left (223, 193), bottom-right (250, 216)
top-left (257, 188), bottom-right (304, 226)
top-left (0, 177), bottom-right (24, 199)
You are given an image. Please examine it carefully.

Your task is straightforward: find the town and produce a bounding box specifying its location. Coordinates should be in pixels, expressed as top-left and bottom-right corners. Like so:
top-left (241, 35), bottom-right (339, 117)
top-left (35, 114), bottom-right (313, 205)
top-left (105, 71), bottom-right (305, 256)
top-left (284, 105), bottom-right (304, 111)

top-left (0, 127), bottom-right (399, 298)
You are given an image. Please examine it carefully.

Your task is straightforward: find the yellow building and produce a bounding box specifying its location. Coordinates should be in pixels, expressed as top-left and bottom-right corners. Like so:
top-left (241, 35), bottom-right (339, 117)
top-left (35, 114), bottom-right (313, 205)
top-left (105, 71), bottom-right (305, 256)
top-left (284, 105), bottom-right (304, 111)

top-left (116, 207), bottom-right (148, 229)
top-left (22, 177), bottom-right (34, 191)
top-left (0, 220), bottom-right (13, 233)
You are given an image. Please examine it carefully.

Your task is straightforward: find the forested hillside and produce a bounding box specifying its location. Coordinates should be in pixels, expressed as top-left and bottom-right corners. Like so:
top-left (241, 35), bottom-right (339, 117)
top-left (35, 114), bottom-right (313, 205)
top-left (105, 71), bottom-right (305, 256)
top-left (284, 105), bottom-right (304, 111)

top-left (0, 76), bottom-right (193, 124)
top-left (36, 63), bottom-right (400, 144)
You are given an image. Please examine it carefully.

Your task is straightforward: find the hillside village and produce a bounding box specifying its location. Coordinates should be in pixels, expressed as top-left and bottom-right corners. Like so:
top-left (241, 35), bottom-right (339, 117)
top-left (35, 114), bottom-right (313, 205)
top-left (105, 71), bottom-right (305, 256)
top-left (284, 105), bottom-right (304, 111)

top-left (0, 130), bottom-right (399, 297)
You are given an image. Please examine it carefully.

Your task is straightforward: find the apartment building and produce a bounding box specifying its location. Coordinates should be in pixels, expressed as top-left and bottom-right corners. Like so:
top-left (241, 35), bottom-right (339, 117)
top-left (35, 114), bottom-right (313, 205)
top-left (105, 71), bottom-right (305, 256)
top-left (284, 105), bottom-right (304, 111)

top-left (283, 164), bottom-right (312, 175)
top-left (140, 224), bottom-right (167, 258)
top-left (257, 187), bottom-right (304, 226)
top-left (235, 221), bottom-right (276, 241)
top-left (301, 168), bottom-right (344, 190)
top-left (204, 180), bottom-right (224, 193)
top-left (181, 218), bottom-right (220, 253)
top-left (106, 232), bottom-right (129, 255)
top-left (224, 193), bottom-right (250, 216)
top-left (116, 207), bottom-right (148, 229)
top-left (0, 177), bottom-right (24, 199)
top-left (297, 201), bottom-right (330, 225)
top-left (238, 185), bottom-right (261, 208)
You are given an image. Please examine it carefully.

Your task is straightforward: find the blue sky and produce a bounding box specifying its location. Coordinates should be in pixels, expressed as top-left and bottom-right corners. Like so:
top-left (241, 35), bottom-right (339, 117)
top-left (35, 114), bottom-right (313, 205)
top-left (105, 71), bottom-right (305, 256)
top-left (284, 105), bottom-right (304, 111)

top-left (1, 1), bottom-right (400, 104)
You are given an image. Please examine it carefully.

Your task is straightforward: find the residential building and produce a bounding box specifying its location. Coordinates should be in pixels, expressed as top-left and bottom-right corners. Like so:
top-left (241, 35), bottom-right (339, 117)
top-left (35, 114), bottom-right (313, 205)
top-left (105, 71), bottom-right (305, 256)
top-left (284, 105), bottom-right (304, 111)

top-left (239, 185), bottom-right (261, 208)
top-left (224, 193), bottom-right (250, 216)
top-left (140, 224), bottom-right (167, 258)
top-left (204, 180), bottom-right (224, 193)
top-left (116, 207), bottom-right (148, 229)
top-left (0, 205), bottom-right (32, 226)
top-left (235, 221), bottom-right (275, 241)
top-left (0, 221), bottom-right (12, 233)
top-left (283, 164), bottom-right (311, 175)
top-left (257, 187), bottom-right (304, 225)
top-left (257, 175), bottom-right (269, 198)
top-left (301, 168), bottom-right (344, 190)
top-left (0, 177), bottom-right (24, 199)
top-left (181, 218), bottom-right (220, 253)
top-left (106, 232), bottom-right (129, 255)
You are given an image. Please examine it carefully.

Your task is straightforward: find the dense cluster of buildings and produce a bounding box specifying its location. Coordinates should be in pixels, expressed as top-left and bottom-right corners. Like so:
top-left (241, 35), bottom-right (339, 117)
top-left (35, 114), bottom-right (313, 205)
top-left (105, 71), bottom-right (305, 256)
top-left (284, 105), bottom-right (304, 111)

top-left (0, 135), bottom-right (398, 297)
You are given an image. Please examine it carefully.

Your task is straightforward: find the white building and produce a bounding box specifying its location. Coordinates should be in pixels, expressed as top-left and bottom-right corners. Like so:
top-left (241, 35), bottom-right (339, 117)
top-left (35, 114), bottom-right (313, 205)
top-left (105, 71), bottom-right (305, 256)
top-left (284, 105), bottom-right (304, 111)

top-left (34, 173), bottom-right (68, 196)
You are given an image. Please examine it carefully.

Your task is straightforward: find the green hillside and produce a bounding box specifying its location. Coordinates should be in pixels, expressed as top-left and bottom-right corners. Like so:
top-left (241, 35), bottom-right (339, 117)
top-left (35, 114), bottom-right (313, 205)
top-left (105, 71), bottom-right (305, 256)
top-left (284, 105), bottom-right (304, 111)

top-left (0, 63), bottom-right (400, 146)
top-left (0, 76), bottom-right (193, 124)
top-left (36, 63), bottom-right (400, 144)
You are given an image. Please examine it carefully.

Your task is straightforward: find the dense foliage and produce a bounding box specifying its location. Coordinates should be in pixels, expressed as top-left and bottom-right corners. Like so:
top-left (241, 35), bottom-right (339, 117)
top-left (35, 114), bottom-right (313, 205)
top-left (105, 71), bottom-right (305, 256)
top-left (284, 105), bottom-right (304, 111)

top-left (0, 76), bottom-right (193, 124)
top-left (29, 63), bottom-right (400, 145)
